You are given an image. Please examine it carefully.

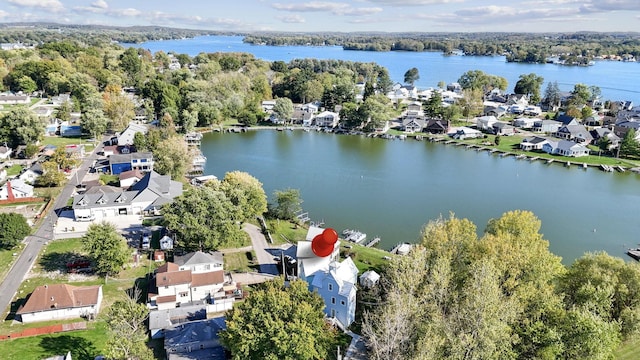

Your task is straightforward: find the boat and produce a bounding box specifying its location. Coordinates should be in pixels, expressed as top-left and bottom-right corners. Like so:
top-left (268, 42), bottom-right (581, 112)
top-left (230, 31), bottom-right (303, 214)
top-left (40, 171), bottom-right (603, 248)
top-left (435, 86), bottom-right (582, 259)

top-left (390, 242), bottom-right (412, 256)
top-left (627, 248), bottom-right (640, 261)
top-left (342, 229), bottom-right (367, 244)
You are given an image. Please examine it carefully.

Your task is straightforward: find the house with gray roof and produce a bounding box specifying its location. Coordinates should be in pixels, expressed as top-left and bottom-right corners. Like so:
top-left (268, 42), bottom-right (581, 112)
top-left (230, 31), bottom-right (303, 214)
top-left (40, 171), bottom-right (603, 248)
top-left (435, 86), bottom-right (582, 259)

top-left (164, 318), bottom-right (226, 359)
top-left (113, 122), bottom-right (148, 146)
top-left (553, 124), bottom-right (594, 144)
top-left (72, 170), bottom-right (182, 221)
top-left (520, 136), bottom-right (551, 151)
top-left (542, 140), bottom-right (590, 157)
top-left (532, 120), bottom-right (561, 134)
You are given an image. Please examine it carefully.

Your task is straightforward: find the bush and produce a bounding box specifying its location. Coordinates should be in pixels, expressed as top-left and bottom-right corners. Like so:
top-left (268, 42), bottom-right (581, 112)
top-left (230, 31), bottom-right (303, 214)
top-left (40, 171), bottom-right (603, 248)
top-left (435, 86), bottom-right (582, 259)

top-left (0, 213), bottom-right (31, 249)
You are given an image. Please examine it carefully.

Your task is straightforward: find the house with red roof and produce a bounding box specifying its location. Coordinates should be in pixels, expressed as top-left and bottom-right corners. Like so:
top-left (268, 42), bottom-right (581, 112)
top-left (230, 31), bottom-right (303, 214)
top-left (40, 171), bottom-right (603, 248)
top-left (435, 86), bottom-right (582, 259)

top-left (16, 284), bottom-right (103, 323)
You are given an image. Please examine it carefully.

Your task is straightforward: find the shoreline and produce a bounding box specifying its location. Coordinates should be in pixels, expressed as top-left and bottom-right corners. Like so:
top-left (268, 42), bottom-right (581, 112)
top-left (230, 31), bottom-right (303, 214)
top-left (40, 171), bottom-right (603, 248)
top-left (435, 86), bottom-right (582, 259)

top-left (196, 124), bottom-right (640, 173)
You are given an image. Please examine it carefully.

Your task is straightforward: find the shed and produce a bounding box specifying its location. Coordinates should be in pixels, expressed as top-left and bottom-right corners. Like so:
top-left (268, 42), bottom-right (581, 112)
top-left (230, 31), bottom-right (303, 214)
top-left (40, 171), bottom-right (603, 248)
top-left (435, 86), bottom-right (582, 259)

top-left (359, 270), bottom-right (380, 288)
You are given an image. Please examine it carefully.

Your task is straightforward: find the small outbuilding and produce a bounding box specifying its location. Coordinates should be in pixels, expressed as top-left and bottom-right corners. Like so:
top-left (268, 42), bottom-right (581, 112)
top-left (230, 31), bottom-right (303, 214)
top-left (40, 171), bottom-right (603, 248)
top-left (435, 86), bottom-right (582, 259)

top-left (359, 270), bottom-right (380, 288)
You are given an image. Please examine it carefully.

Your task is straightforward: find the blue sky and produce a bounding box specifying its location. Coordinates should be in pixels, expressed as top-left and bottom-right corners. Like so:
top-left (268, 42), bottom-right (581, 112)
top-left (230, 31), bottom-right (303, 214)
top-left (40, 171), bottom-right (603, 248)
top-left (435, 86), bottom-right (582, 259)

top-left (0, 0), bottom-right (638, 33)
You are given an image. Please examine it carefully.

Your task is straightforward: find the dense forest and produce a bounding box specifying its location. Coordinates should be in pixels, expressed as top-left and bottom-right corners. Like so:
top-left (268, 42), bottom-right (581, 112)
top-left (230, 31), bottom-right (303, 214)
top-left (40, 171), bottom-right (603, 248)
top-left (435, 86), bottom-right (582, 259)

top-left (244, 32), bottom-right (640, 64)
top-left (0, 23), bottom-right (227, 45)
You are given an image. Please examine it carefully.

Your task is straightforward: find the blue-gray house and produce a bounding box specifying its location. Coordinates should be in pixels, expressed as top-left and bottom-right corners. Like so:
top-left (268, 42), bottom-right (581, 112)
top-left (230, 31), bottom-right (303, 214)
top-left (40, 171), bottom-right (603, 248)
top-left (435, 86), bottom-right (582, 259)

top-left (109, 152), bottom-right (154, 175)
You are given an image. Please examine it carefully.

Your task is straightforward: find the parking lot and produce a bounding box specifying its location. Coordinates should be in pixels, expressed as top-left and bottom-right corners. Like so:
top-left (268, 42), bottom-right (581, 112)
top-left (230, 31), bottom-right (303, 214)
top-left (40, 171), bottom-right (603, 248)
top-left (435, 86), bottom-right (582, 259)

top-left (54, 211), bottom-right (146, 240)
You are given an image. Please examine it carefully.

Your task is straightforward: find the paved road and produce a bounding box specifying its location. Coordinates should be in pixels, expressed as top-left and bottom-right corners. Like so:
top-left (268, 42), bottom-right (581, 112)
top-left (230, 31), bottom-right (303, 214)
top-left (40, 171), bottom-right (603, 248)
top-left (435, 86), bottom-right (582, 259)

top-left (243, 223), bottom-right (281, 275)
top-left (0, 139), bottom-right (105, 319)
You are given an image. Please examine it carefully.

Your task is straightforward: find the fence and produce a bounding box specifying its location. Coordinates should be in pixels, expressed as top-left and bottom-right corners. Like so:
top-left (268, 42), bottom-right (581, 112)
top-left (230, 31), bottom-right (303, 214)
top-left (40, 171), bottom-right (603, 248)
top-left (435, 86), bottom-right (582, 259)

top-left (0, 321), bottom-right (87, 341)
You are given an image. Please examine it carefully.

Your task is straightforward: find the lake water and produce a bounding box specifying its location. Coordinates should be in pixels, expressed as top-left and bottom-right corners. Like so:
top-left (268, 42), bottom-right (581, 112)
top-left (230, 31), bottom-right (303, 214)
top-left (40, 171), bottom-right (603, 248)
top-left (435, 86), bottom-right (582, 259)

top-left (203, 130), bottom-right (640, 264)
top-left (126, 35), bottom-right (640, 104)
top-left (127, 35), bottom-right (640, 263)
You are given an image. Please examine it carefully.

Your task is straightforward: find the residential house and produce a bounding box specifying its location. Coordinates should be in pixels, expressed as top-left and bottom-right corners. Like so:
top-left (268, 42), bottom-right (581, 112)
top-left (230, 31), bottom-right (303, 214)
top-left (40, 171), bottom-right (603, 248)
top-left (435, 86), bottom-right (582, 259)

top-left (112, 123), bottom-right (148, 146)
top-left (16, 284), bottom-right (102, 323)
top-left (476, 116), bottom-right (499, 132)
top-left (614, 120), bottom-right (640, 141)
top-left (0, 145), bottom-right (12, 160)
top-left (492, 122), bottom-right (516, 136)
top-left (553, 124), bottom-right (594, 144)
top-left (450, 127), bottom-right (482, 140)
top-left (261, 100), bottom-right (276, 112)
top-left (513, 117), bottom-right (538, 129)
top-left (164, 318), bottom-right (226, 359)
top-left (185, 132), bottom-right (203, 147)
top-left (292, 109), bottom-right (314, 126)
top-left (542, 140), bottom-right (590, 157)
top-left (72, 170), bottom-right (183, 221)
top-left (520, 136), bottom-right (551, 151)
top-left (296, 226), bottom-right (358, 329)
top-left (483, 105), bottom-right (508, 118)
top-left (532, 120), bottom-right (562, 134)
top-left (18, 162), bottom-right (44, 184)
top-left (0, 93), bottom-right (30, 105)
top-left (584, 114), bottom-right (603, 127)
top-left (401, 118), bottom-right (426, 133)
top-left (0, 179), bottom-right (34, 200)
top-left (524, 105), bottom-right (542, 116)
top-left (314, 111), bottom-right (340, 128)
top-left (33, 106), bottom-right (53, 118)
top-left (150, 251), bottom-right (225, 310)
top-left (160, 235), bottom-right (174, 250)
top-left (557, 114), bottom-right (579, 126)
top-left (424, 119), bottom-right (450, 134)
top-left (590, 128), bottom-right (621, 151)
top-left (507, 94), bottom-right (529, 107)
top-left (311, 257), bottom-right (359, 329)
top-left (119, 169), bottom-right (145, 188)
top-left (446, 82), bottom-right (462, 94)
top-left (65, 144), bottom-right (85, 159)
top-left (109, 152), bottom-right (154, 175)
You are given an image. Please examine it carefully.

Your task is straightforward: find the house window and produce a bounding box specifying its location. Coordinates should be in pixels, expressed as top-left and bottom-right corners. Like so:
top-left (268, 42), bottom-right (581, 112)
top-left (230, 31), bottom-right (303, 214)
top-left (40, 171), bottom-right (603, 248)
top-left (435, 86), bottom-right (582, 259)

top-left (331, 297), bottom-right (336, 305)
top-left (341, 300), bottom-right (345, 306)
top-left (205, 264), bottom-right (210, 270)
top-left (328, 284), bottom-right (333, 292)
top-left (164, 286), bottom-right (169, 289)
top-left (192, 288), bottom-right (197, 292)
top-left (179, 292), bottom-right (188, 297)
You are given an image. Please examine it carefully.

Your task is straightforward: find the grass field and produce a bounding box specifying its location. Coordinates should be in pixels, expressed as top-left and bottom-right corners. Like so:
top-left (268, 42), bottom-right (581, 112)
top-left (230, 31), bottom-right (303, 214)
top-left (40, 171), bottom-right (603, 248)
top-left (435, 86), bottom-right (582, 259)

top-left (265, 218), bottom-right (309, 245)
top-left (223, 251), bottom-right (258, 273)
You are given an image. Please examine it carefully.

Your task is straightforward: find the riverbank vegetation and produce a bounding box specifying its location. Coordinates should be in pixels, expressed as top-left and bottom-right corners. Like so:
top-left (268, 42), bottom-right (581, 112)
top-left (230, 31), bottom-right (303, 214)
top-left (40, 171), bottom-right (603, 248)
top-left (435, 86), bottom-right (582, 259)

top-left (363, 210), bottom-right (640, 360)
top-left (244, 32), bottom-right (640, 64)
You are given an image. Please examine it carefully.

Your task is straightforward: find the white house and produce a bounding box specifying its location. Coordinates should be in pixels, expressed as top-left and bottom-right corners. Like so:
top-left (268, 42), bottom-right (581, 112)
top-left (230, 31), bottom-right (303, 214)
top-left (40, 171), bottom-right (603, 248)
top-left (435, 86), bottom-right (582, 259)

top-left (520, 136), bottom-right (551, 151)
top-left (314, 111), bottom-right (340, 128)
top-left (513, 117), bottom-right (538, 129)
top-left (118, 169), bottom-right (145, 188)
top-left (450, 126), bottom-right (482, 140)
top-left (72, 170), bottom-right (183, 221)
top-left (542, 140), bottom-right (590, 157)
top-left (476, 116), bottom-right (499, 132)
top-left (19, 162), bottom-right (44, 184)
top-left (359, 270), bottom-right (380, 289)
top-left (113, 123), bottom-right (148, 146)
top-left (0, 145), bottom-right (12, 160)
top-left (16, 284), bottom-right (102, 323)
top-left (151, 251), bottom-right (225, 310)
top-left (0, 179), bottom-right (34, 200)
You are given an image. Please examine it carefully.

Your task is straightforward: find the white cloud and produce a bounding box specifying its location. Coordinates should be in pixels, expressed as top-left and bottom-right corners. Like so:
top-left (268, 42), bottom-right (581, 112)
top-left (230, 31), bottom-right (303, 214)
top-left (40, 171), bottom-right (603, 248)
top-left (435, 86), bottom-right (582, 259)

top-left (272, 1), bottom-right (383, 16)
top-left (91, 0), bottom-right (108, 10)
top-left (7, 0), bottom-right (64, 12)
top-left (278, 14), bottom-right (306, 23)
top-left (364, 0), bottom-right (463, 5)
top-left (580, 0), bottom-right (640, 12)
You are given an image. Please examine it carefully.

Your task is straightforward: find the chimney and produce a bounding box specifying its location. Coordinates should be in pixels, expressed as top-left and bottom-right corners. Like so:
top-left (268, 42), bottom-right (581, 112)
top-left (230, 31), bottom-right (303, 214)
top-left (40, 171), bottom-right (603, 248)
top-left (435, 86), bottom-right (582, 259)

top-left (6, 181), bottom-right (14, 201)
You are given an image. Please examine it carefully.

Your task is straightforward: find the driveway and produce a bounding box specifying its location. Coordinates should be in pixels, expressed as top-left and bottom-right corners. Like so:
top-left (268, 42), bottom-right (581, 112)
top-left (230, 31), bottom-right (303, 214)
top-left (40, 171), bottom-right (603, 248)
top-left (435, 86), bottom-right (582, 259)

top-left (243, 223), bottom-right (291, 276)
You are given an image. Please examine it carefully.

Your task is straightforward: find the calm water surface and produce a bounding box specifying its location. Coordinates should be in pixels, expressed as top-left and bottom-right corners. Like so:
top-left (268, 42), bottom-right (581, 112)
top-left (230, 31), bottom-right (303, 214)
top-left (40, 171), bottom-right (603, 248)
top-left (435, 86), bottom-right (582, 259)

top-left (127, 35), bottom-right (640, 104)
top-left (203, 130), bottom-right (640, 263)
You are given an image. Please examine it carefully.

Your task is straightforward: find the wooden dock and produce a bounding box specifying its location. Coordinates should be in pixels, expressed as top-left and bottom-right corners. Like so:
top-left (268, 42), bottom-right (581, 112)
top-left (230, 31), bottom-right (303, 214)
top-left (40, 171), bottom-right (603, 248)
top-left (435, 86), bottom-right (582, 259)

top-left (364, 237), bottom-right (380, 248)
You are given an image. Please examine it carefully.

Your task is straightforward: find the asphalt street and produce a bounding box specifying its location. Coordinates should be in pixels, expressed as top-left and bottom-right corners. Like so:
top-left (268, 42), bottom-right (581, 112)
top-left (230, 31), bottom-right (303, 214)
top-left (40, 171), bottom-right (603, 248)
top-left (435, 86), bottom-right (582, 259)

top-left (0, 139), bottom-right (104, 319)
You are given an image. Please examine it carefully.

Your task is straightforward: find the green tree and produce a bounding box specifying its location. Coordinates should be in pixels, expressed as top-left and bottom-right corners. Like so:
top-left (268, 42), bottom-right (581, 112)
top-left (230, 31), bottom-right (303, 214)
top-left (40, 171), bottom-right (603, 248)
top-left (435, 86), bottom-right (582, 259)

top-left (162, 186), bottom-right (245, 251)
top-left (133, 131), bottom-right (147, 151)
top-left (36, 161), bottom-right (68, 187)
top-left (81, 107), bottom-right (108, 140)
top-left (0, 106), bottom-right (44, 148)
top-left (82, 222), bottom-right (130, 278)
top-left (0, 213), bottom-right (31, 249)
top-left (104, 290), bottom-right (153, 360)
top-left (103, 84), bottom-right (135, 132)
top-left (220, 278), bottom-right (338, 360)
top-left (54, 100), bottom-right (72, 122)
top-left (273, 97), bottom-right (294, 124)
top-left (151, 135), bottom-right (191, 180)
top-left (270, 188), bottom-right (302, 220)
top-left (619, 129), bottom-right (640, 158)
top-left (423, 92), bottom-right (444, 119)
top-left (219, 171), bottom-right (268, 221)
top-left (403, 67), bottom-right (419, 86)
top-left (543, 81), bottom-right (561, 110)
top-left (360, 94), bottom-right (393, 132)
top-left (514, 73), bottom-right (544, 104)
top-left (16, 75), bottom-right (37, 93)
top-left (571, 83), bottom-right (591, 106)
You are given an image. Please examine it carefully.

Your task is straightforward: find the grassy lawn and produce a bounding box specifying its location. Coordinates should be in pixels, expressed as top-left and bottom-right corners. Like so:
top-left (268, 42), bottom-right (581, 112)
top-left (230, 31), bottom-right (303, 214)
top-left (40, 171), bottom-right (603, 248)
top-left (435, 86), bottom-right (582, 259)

top-left (0, 320), bottom-right (109, 360)
top-left (99, 174), bottom-right (119, 186)
top-left (4, 164), bottom-right (23, 177)
top-left (340, 243), bottom-right (393, 274)
top-left (615, 336), bottom-right (640, 359)
top-left (265, 218), bottom-right (309, 245)
top-left (0, 246), bottom-right (23, 284)
top-left (450, 135), bottom-right (640, 168)
top-left (223, 251), bottom-right (258, 273)
top-left (41, 136), bottom-right (90, 148)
